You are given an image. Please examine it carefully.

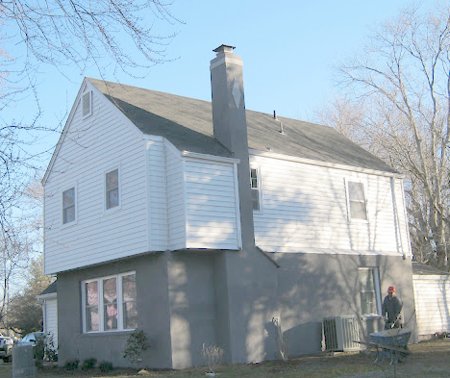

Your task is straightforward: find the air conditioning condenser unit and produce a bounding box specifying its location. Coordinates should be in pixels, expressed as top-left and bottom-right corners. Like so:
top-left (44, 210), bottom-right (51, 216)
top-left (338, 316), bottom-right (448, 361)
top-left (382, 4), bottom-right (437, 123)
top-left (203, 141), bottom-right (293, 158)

top-left (323, 315), bottom-right (361, 352)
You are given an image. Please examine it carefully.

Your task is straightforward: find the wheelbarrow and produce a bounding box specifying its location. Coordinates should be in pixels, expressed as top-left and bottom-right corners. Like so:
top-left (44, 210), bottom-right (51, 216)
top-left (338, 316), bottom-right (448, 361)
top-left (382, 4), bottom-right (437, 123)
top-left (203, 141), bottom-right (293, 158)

top-left (368, 328), bottom-right (411, 364)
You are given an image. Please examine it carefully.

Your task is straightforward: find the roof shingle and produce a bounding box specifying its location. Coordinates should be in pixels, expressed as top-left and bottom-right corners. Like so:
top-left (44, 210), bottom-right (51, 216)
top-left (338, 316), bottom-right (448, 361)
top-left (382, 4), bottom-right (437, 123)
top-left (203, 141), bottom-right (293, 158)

top-left (90, 78), bottom-right (397, 173)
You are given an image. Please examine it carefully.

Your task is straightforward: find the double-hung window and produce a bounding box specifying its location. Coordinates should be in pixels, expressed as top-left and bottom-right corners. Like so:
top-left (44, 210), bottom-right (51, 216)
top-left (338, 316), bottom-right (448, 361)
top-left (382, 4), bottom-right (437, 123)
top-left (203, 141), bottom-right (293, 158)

top-left (85, 281), bottom-right (99, 331)
top-left (105, 169), bottom-right (119, 210)
top-left (82, 272), bottom-right (137, 333)
top-left (358, 267), bottom-right (381, 315)
top-left (250, 167), bottom-right (261, 211)
top-left (347, 181), bottom-right (367, 220)
top-left (62, 187), bottom-right (76, 224)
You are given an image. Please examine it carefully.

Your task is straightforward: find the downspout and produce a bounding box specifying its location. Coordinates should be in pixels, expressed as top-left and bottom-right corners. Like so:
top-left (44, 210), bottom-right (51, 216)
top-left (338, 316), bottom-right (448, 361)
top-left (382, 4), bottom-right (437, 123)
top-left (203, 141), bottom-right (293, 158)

top-left (390, 177), bottom-right (405, 258)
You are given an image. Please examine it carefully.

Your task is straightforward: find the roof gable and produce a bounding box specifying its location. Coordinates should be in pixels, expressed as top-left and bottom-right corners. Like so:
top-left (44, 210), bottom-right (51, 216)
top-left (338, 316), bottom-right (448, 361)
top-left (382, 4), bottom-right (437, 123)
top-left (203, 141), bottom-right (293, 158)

top-left (42, 78), bottom-right (145, 185)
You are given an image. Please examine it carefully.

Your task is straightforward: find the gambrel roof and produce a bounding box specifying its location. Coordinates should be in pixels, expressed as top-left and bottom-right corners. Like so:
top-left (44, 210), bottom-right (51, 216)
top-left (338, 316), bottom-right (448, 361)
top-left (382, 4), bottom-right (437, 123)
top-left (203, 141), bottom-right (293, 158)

top-left (86, 78), bottom-right (396, 173)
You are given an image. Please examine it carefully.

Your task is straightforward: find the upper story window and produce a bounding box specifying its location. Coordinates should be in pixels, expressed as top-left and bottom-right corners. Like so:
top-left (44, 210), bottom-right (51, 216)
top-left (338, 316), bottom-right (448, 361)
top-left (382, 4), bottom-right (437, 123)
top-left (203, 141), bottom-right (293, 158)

top-left (62, 187), bottom-right (76, 224)
top-left (358, 267), bottom-right (381, 315)
top-left (81, 90), bottom-right (93, 118)
top-left (82, 272), bottom-right (137, 333)
top-left (250, 167), bottom-right (260, 211)
top-left (105, 169), bottom-right (119, 210)
top-left (347, 181), bottom-right (367, 220)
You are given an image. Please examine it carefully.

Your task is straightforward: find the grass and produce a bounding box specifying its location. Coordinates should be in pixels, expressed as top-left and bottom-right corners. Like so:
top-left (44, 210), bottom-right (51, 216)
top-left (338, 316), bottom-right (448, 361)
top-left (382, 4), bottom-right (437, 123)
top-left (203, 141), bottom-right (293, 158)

top-left (1, 339), bottom-right (449, 377)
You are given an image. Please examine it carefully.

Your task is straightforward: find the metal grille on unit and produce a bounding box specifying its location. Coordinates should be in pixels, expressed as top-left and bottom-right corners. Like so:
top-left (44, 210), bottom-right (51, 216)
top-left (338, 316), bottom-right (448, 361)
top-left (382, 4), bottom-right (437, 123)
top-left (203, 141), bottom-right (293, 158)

top-left (323, 316), bottom-right (361, 352)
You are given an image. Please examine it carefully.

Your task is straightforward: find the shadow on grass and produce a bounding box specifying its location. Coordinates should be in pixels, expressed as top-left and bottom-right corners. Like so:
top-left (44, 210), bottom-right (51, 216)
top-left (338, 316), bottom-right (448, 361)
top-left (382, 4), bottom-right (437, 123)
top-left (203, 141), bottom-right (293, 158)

top-left (4, 339), bottom-right (450, 378)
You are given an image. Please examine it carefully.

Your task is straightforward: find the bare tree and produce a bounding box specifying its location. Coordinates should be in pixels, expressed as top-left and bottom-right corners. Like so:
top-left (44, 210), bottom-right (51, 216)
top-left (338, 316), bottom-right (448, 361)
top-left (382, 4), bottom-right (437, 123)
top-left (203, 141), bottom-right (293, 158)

top-left (0, 223), bottom-right (34, 329)
top-left (0, 1), bottom-right (180, 277)
top-left (0, 180), bottom-right (43, 330)
top-left (7, 255), bottom-right (52, 335)
top-left (327, 4), bottom-right (450, 268)
top-left (1, 1), bottom-right (179, 75)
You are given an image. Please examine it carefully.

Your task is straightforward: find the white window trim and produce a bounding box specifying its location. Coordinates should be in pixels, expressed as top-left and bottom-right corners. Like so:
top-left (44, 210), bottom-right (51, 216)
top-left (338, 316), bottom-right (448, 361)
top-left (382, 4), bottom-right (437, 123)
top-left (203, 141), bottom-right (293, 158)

top-left (81, 271), bottom-right (136, 334)
top-left (81, 90), bottom-right (93, 119)
top-left (345, 178), bottom-right (368, 223)
top-left (61, 184), bottom-right (78, 227)
top-left (358, 267), bottom-right (382, 316)
top-left (250, 166), bottom-right (262, 212)
top-left (104, 167), bottom-right (121, 212)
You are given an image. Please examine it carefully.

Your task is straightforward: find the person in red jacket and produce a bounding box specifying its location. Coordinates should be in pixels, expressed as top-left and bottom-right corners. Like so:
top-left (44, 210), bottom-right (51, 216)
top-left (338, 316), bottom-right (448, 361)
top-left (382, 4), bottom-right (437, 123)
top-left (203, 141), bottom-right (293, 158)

top-left (382, 286), bottom-right (403, 329)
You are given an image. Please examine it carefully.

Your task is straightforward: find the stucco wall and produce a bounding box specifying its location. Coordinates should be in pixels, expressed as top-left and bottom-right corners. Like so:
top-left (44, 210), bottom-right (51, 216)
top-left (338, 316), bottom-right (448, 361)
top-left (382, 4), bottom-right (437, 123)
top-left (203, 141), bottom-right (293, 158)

top-left (167, 253), bottom-right (218, 369)
top-left (273, 253), bottom-right (416, 356)
top-left (57, 253), bottom-right (173, 368)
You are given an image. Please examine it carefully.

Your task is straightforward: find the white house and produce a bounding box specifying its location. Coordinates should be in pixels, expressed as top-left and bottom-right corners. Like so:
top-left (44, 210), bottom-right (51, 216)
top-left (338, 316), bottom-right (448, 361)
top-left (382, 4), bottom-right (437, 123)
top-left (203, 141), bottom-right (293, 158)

top-left (37, 281), bottom-right (58, 350)
top-left (413, 262), bottom-right (450, 339)
top-left (42, 45), bottom-right (416, 368)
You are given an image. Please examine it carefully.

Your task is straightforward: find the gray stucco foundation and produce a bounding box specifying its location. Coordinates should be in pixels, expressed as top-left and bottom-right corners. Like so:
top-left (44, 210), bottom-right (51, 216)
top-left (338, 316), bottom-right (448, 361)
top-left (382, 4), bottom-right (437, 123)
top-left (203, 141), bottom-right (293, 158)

top-left (274, 253), bottom-right (416, 356)
top-left (56, 250), bottom-right (415, 368)
top-left (57, 253), bottom-right (173, 368)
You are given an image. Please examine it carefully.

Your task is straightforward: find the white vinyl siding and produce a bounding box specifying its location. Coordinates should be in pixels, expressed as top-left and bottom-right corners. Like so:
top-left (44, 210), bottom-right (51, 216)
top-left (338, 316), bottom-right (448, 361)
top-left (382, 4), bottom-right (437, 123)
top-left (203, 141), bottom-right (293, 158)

top-left (146, 137), bottom-right (186, 251)
top-left (44, 83), bottom-right (148, 274)
top-left (252, 154), bottom-right (407, 255)
top-left (413, 275), bottom-right (450, 337)
top-left (43, 298), bottom-right (58, 349)
top-left (44, 84), bottom-right (242, 274)
top-left (147, 138), bottom-right (170, 251)
top-left (184, 159), bottom-right (240, 250)
top-left (166, 143), bottom-right (186, 250)
top-left (392, 178), bottom-right (412, 257)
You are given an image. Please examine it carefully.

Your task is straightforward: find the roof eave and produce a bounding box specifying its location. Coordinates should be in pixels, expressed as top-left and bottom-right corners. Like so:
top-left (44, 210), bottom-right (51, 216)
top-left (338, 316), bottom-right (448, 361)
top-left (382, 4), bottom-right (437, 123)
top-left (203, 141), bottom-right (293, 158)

top-left (249, 148), bottom-right (403, 178)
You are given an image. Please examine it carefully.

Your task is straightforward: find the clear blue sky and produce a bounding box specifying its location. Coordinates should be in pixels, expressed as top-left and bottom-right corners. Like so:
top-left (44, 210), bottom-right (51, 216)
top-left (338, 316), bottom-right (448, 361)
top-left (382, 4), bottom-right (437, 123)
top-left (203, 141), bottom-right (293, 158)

top-left (4, 0), bottom-right (431, 169)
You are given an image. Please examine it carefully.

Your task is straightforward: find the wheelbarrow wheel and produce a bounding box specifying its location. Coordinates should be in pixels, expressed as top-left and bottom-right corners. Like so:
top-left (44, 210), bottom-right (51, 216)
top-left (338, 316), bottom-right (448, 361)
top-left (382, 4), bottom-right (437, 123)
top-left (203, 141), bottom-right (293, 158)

top-left (398, 345), bottom-right (409, 362)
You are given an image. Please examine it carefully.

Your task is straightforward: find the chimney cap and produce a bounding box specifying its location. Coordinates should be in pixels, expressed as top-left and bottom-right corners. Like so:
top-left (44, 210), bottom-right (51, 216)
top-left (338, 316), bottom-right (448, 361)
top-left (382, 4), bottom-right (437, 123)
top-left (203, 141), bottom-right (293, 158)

top-left (213, 44), bottom-right (236, 54)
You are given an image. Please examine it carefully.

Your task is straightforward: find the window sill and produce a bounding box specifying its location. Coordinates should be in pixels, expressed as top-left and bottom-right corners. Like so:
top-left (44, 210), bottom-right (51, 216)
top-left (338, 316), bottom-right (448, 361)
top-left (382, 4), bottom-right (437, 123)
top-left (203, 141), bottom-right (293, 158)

top-left (362, 314), bottom-right (382, 319)
top-left (61, 220), bottom-right (78, 229)
top-left (102, 205), bottom-right (122, 217)
top-left (81, 329), bottom-right (135, 337)
top-left (348, 219), bottom-right (369, 224)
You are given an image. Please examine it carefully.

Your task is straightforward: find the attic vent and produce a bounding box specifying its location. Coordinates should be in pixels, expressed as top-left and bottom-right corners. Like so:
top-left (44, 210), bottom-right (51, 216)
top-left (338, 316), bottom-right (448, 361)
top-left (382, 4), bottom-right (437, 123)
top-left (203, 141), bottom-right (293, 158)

top-left (273, 110), bottom-right (285, 135)
top-left (82, 91), bottom-right (93, 118)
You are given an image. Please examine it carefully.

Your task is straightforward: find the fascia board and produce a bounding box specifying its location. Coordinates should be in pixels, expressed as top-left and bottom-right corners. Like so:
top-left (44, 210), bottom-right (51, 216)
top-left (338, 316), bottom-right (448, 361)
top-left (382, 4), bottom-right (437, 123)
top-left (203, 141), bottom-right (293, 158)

top-left (41, 79), bottom-right (88, 185)
top-left (249, 148), bottom-right (404, 179)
